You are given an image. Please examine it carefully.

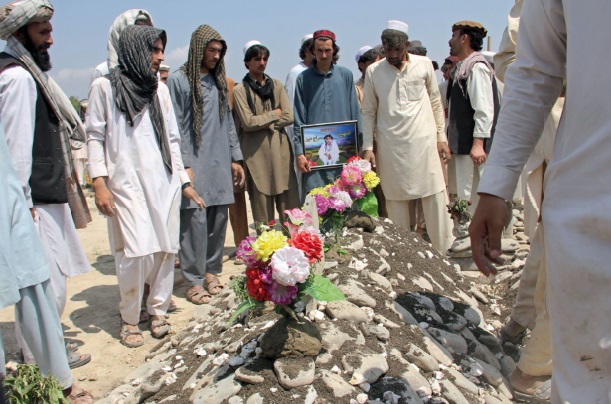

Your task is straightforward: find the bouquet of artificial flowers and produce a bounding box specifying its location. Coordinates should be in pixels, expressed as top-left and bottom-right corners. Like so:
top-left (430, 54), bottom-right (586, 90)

top-left (338, 156), bottom-right (380, 216)
top-left (230, 209), bottom-right (344, 323)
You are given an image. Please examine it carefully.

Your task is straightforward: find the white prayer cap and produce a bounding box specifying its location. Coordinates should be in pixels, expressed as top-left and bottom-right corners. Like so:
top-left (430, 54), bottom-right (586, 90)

top-left (243, 40), bottom-right (262, 56)
top-left (159, 64), bottom-right (170, 72)
top-left (301, 33), bottom-right (313, 45)
top-left (386, 20), bottom-right (408, 35)
top-left (355, 45), bottom-right (373, 63)
top-left (481, 51), bottom-right (496, 64)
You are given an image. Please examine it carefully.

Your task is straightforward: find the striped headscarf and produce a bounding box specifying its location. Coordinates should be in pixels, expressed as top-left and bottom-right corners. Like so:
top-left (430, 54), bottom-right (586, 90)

top-left (107, 25), bottom-right (173, 174)
top-left (0, 0), bottom-right (53, 40)
top-left (181, 24), bottom-right (227, 148)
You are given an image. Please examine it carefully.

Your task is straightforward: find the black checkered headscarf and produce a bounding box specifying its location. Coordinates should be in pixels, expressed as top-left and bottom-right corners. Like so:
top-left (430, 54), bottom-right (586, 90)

top-left (107, 25), bottom-right (173, 174)
top-left (181, 24), bottom-right (227, 148)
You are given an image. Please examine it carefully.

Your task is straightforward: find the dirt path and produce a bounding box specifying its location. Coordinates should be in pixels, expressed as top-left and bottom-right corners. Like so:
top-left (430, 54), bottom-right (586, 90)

top-left (0, 192), bottom-right (248, 400)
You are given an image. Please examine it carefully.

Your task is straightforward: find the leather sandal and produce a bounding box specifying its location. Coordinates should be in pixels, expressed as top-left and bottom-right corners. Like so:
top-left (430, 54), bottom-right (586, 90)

top-left (67, 350), bottom-right (91, 369)
top-left (149, 315), bottom-right (171, 339)
top-left (513, 379), bottom-right (552, 403)
top-left (186, 285), bottom-right (212, 305)
top-left (64, 384), bottom-right (93, 404)
top-left (120, 320), bottom-right (144, 348)
top-left (204, 278), bottom-right (224, 295)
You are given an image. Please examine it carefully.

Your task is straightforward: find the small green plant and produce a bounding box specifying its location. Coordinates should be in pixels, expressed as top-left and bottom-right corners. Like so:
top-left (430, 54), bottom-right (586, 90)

top-left (3, 363), bottom-right (67, 404)
top-left (447, 197), bottom-right (472, 224)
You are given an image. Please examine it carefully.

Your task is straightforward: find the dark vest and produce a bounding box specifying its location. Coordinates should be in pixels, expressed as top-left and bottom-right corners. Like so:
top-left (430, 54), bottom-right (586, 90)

top-left (0, 53), bottom-right (67, 205)
top-left (446, 62), bottom-right (500, 155)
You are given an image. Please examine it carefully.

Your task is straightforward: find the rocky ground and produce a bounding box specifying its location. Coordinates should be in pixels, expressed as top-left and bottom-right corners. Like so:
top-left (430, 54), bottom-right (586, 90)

top-left (97, 208), bottom-right (531, 404)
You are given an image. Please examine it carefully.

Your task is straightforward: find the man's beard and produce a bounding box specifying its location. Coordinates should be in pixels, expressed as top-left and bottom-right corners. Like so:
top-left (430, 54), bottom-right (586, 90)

top-left (23, 34), bottom-right (52, 71)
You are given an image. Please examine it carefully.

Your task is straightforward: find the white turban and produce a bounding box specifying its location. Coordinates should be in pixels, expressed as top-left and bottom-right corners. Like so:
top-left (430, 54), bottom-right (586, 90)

top-left (107, 9), bottom-right (154, 70)
top-left (0, 0), bottom-right (53, 40)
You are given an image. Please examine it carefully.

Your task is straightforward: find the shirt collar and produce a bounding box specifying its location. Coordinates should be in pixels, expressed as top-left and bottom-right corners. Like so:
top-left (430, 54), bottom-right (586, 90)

top-left (312, 63), bottom-right (335, 77)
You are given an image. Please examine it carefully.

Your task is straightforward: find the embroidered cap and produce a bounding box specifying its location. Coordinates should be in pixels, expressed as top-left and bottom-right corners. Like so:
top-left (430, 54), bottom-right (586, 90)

top-left (313, 29), bottom-right (336, 42)
top-left (452, 20), bottom-right (487, 37)
top-left (386, 20), bottom-right (408, 35)
top-left (242, 40), bottom-right (262, 56)
top-left (355, 45), bottom-right (373, 62)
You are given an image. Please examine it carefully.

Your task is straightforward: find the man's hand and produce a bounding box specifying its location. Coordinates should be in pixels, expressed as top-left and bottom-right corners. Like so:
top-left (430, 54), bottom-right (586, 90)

top-left (470, 143), bottom-right (487, 166)
top-left (183, 186), bottom-right (205, 209)
top-left (469, 193), bottom-right (508, 276)
top-left (296, 154), bottom-right (311, 173)
top-left (360, 150), bottom-right (376, 168)
top-left (437, 142), bottom-right (451, 163)
top-left (92, 177), bottom-right (115, 217)
top-left (232, 162), bottom-right (245, 187)
top-left (186, 168), bottom-right (195, 182)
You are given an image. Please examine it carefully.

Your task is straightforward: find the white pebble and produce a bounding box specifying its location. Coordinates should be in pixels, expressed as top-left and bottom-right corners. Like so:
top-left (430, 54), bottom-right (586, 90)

top-left (212, 353), bottom-right (229, 366)
top-left (429, 379), bottom-right (441, 395)
top-left (407, 263), bottom-right (413, 270)
top-left (418, 322), bottom-right (429, 329)
top-left (357, 393), bottom-right (369, 404)
top-left (426, 250), bottom-right (434, 259)
top-left (131, 378), bottom-right (141, 386)
top-left (195, 347), bottom-right (207, 357)
top-left (418, 251), bottom-right (426, 259)
top-left (360, 382), bottom-right (371, 392)
top-left (174, 360), bottom-right (184, 369)
top-left (262, 321), bottom-right (275, 330)
top-left (228, 357), bottom-right (244, 366)
top-left (331, 365), bottom-right (341, 374)
top-left (175, 355), bottom-right (183, 360)
top-left (292, 394), bottom-right (301, 399)
top-left (270, 387), bottom-right (278, 393)
top-left (433, 371), bottom-right (444, 380)
top-left (470, 362), bottom-right (484, 377)
top-left (161, 365), bottom-right (172, 372)
top-left (350, 373), bottom-right (367, 385)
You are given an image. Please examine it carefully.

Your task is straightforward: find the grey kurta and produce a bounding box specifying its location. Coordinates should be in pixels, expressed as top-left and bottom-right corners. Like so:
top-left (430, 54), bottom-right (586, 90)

top-left (167, 71), bottom-right (243, 208)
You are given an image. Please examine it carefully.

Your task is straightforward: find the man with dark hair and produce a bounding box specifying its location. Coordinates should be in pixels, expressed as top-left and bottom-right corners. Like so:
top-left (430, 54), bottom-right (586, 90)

top-left (446, 21), bottom-right (499, 216)
top-left (88, 25), bottom-right (202, 347)
top-left (232, 41), bottom-right (298, 225)
top-left (407, 39), bottom-right (427, 56)
top-left (361, 20), bottom-right (453, 253)
top-left (293, 29), bottom-right (362, 196)
top-left (167, 25), bottom-right (244, 305)
top-left (0, 0), bottom-right (92, 370)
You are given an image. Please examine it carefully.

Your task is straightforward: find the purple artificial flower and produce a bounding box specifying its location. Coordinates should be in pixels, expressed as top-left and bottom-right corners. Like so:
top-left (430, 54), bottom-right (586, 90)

top-left (266, 280), bottom-right (299, 305)
top-left (328, 197), bottom-right (347, 212)
top-left (314, 194), bottom-right (330, 215)
top-left (236, 235), bottom-right (263, 267)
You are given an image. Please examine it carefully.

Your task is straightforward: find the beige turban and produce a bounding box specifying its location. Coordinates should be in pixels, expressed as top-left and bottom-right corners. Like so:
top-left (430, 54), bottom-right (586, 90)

top-left (107, 9), bottom-right (154, 70)
top-left (0, 0), bottom-right (53, 40)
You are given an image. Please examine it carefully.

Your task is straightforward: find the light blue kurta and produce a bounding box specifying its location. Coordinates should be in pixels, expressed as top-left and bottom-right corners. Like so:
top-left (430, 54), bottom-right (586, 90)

top-left (0, 124), bottom-right (49, 310)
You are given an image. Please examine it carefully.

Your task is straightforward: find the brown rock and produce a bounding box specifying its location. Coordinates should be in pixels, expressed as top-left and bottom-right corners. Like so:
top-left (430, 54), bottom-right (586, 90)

top-left (259, 317), bottom-right (322, 359)
top-left (344, 210), bottom-right (376, 232)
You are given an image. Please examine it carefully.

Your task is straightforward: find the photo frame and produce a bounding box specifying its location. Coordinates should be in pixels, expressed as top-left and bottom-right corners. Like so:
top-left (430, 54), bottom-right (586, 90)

top-left (300, 120), bottom-right (359, 170)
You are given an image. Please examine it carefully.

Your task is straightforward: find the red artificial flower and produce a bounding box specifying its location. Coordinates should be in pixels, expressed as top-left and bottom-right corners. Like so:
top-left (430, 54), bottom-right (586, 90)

top-left (289, 231), bottom-right (323, 263)
top-left (347, 155), bottom-right (362, 163)
top-left (246, 268), bottom-right (270, 302)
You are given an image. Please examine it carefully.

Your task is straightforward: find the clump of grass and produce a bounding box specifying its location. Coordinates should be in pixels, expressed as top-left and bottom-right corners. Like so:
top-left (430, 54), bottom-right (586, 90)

top-left (3, 363), bottom-right (67, 403)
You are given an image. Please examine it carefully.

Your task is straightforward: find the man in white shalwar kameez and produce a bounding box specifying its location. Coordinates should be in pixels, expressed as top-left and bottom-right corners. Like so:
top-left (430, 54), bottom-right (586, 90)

top-left (470, 0), bottom-right (611, 401)
top-left (361, 20), bottom-right (453, 254)
top-left (0, 0), bottom-right (92, 369)
top-left (87, 25), bottom-right (203, 347)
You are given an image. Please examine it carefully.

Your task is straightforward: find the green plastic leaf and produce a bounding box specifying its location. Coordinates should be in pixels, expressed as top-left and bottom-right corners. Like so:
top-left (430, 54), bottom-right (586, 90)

top-left (355, 192), bottom-right (378, 217)
top-left (302, 275), bottom-right (345, 302)
top-left (227, 298), bottom-right (260, 326)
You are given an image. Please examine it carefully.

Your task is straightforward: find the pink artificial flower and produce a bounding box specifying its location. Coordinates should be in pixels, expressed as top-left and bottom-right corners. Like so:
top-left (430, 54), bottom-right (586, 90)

top-left (236, 236), bottom-right (264, 268)
top-left (334, 190), bottom-right (353, 209)
top-left (285, 208), bottom-right (313, 226)
top-left (340, 165), bottom-right (363, 187)
top-left (328, 197), bottom-right (347, 212)
top-left (348, 158), bottom-right (372, 174)
top-left (348, 183), bottom-right (367, 199)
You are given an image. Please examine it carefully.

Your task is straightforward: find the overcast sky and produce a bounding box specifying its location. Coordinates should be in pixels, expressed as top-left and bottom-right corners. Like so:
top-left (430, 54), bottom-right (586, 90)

top-left (2, 0), bottom-right (514, 99)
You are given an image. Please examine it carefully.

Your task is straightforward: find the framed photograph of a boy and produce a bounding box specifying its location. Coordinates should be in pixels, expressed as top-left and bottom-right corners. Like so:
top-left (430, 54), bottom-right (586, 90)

top-left (300, 120), bottom-right (359, 171)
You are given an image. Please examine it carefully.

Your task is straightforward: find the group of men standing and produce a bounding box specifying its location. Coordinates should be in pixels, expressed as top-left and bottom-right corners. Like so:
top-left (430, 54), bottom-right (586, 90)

top-left (1, 0), bottom-right (608, 402)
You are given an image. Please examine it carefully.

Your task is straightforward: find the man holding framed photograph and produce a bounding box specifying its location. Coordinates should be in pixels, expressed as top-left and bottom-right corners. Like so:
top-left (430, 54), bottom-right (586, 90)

top-left (293, 29), bottom-right (362, 197)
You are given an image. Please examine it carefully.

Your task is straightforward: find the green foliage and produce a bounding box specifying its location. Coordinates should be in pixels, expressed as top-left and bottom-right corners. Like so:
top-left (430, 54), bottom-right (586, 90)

top-left (3, 364), bottom-right (67, 404)
top-left (354, 191), bottom-right (379, 217)
top-left (300, 274), bottom-right (345, 302)
top-left (446, 197), bottom-right (472, 224)
top-left (68, 96), bottom-right (80, 113)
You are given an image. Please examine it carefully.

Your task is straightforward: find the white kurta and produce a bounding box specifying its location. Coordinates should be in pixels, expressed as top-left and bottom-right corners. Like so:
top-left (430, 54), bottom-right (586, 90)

top-left (362, 55), bottom-right (446, 200)
top-left (478, 0), bottom-right (611, 402)
top-left (87, 78), bottom-right (189, 258)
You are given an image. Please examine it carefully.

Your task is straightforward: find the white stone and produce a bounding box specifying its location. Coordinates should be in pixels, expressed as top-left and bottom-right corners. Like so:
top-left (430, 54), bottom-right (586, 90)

top-left (320, 370), bottom-right (356, 397)
top-left (356, 393), bottom-right (368, 404)
top-left (228, 357), bottom-right (244, 367)
top-left (274, 357), bottom-right (315, 390)
top-left (440, 380), bottom-right (470, 404)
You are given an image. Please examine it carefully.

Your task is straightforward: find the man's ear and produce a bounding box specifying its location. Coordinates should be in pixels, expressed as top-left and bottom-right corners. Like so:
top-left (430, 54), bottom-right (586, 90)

top-left (13, 29), bottom-right (25, 44)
